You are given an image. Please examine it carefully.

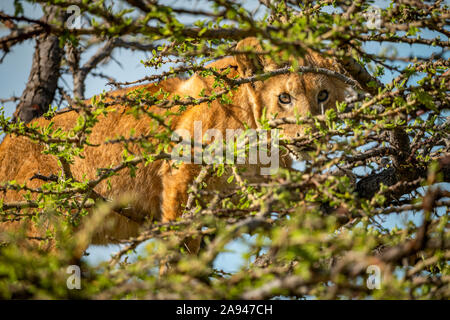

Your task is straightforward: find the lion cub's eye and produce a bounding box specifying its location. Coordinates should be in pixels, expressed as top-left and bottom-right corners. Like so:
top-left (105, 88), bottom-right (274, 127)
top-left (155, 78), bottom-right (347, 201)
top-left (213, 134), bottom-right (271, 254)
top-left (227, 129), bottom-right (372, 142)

top-left (317, 90), bottom-right (329, 103)
top-left (278, 93), bottom-right (292, 105)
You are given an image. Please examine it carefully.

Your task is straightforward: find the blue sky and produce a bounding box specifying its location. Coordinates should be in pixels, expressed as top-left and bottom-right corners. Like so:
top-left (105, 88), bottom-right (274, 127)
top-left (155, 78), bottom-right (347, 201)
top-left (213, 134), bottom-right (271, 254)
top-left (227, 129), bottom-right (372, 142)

top-left (0, 0), bottom-right (448, 271)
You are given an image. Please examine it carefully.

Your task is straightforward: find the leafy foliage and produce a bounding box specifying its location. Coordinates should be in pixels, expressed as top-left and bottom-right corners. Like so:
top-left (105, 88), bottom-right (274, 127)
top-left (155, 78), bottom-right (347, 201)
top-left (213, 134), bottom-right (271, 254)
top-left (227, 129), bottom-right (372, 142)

top-left (0, 0), bottom-right (449, 299)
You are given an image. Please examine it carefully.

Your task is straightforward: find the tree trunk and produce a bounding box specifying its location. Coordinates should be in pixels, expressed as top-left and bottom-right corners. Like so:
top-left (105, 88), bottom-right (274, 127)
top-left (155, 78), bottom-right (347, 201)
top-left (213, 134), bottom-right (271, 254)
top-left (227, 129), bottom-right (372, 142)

top-left (13, 6), bottom-right (67, 123)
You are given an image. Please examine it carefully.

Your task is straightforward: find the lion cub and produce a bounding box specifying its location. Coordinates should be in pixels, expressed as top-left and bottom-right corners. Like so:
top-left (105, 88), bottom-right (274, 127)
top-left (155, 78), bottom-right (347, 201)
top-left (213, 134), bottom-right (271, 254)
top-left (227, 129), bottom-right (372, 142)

top-left (0, 38), bottom-right (347, 253)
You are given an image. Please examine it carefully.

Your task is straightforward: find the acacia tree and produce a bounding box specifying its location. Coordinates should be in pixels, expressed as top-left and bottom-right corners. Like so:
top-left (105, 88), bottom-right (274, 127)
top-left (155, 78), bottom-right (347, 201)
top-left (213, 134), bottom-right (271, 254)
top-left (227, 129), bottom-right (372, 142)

top-left (0, 0), bottom-right (448, 299)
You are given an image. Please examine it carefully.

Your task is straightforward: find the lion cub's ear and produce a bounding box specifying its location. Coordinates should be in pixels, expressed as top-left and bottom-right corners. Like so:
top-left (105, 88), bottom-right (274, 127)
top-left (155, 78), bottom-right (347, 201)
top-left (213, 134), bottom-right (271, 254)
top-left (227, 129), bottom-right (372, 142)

top-left (235, 37), bottom-right (270, 77)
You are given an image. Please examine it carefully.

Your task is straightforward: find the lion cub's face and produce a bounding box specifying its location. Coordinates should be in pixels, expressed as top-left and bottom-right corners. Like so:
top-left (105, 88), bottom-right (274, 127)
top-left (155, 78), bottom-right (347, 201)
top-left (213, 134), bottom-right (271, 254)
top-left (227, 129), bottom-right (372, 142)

top-left (235, 38), bottom-right (347, 142)
top-left (256, 72), bottom-right (345, 138)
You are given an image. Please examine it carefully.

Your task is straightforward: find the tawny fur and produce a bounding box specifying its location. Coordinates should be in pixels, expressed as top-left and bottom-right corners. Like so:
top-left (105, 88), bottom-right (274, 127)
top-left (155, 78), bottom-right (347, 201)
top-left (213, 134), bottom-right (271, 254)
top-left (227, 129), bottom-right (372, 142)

top-left (0, 38), bottom-right (347, 253)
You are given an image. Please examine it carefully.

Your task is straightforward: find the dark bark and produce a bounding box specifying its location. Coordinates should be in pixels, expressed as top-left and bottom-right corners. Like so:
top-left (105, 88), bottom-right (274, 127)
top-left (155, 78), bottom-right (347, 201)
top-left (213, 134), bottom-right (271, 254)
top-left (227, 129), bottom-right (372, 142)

top-left (356, 154), bottom-right (450, 200)
top-left (12, 6), bottom-right (67, 123)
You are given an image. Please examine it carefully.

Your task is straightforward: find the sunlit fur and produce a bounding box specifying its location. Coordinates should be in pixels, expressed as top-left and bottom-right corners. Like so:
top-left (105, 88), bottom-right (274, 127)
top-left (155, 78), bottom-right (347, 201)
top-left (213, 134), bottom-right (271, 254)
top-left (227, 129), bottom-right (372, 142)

top-left (0, 38), bottom-right (347, 253)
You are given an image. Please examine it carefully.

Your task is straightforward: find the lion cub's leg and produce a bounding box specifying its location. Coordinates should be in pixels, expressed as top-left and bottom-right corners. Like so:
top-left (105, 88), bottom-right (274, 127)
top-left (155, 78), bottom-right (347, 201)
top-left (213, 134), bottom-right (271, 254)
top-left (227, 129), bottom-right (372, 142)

top-left (159, 162), bottom-right (204, 274)
top-left (160, 162), bottom-right (202, 222)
